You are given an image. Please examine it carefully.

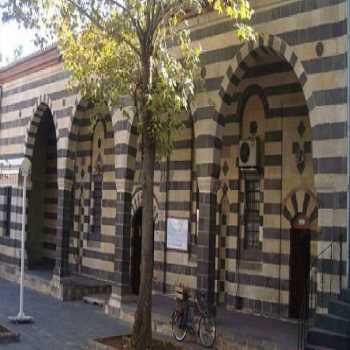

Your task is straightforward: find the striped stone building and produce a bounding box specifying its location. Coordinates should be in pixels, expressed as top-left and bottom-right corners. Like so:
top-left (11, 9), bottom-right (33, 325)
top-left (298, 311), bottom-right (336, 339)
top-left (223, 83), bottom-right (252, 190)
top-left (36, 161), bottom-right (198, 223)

top-left (0, 0), bottom-right (348, 322)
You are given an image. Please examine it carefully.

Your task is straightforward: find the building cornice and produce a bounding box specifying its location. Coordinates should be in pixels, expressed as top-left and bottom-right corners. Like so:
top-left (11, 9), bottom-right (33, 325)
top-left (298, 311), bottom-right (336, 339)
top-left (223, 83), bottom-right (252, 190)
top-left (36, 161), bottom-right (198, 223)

top-left (0, 45), bottom-right (61, 85)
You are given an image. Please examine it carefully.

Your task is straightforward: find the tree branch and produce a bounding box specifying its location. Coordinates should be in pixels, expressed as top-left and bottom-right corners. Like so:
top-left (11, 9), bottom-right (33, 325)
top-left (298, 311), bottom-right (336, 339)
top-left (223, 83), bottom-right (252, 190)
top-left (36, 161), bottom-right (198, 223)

top-left (64, 0), bottom-right (141, 55)
top-left (105, 0), bottom-right (144, 43)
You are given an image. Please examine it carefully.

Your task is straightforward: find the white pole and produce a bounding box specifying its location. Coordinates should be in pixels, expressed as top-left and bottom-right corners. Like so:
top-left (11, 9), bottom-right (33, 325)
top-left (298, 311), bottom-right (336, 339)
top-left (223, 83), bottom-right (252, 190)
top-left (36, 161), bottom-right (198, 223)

top-left (18, 174), bottom-right (26, 317)
top-left (347, 0), bottom-right (350, 289)
top-left (9, 158), bottom-right (33, 323)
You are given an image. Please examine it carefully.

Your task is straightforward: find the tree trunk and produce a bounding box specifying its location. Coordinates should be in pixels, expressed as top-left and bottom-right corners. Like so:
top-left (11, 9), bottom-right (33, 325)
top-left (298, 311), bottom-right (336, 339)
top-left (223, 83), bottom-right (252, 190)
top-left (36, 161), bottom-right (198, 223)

top-left (131, 129), bottom-right (155, 350)
top-left (131, 51), bottom-right (155, 350)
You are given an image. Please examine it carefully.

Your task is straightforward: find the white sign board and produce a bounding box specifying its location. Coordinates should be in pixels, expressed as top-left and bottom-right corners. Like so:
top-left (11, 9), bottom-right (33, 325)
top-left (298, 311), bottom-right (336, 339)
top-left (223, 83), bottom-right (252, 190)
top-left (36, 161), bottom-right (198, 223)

top-left (167, 218), bottom-right (188, 251)
top-left (20, 158), bottom-right (31, 177)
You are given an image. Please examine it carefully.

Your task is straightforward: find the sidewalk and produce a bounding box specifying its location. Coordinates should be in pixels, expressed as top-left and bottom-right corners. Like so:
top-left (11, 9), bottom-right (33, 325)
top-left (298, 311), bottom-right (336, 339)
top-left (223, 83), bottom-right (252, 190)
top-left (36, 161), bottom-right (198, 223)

top-left (0, 278), bottom-right (129, 350)
top-left (120, 294), bottom-right (298, 350)
top-left (0, 277), bottom-right (298, 350)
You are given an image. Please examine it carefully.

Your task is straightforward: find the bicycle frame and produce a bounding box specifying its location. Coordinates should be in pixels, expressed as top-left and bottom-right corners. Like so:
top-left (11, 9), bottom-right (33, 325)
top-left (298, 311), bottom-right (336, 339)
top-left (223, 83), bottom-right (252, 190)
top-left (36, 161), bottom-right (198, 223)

top-left (180, 294), bottom-right (207, 333)
top-left (172, 290), bottom-right (216, 348)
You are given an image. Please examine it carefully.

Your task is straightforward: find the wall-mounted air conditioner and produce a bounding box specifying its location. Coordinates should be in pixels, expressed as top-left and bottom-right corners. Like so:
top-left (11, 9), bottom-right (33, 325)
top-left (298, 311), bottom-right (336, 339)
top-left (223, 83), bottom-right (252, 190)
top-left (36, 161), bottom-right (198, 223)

top-left (239, 139), bottom-right (259, 168)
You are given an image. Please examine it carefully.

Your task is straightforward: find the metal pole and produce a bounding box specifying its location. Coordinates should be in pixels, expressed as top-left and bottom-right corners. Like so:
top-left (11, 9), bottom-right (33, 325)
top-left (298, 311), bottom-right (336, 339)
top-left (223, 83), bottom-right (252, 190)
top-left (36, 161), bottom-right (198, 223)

top-left (19, 175), bottom-right (26, 317)
top-left (347, 0), bottom-right (350, 289)
top-left (9, 159), bottom-right (33, 323)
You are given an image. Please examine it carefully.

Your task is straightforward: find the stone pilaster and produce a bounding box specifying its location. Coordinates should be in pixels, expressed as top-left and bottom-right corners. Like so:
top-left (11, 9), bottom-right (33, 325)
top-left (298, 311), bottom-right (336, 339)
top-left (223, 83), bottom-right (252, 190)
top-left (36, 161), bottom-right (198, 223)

top-left (53, 188), bottom-right (73, 278)
top-left (107, 180), bottom-right (133, 315)
top-left (196, 177), bottom-right (219, 307)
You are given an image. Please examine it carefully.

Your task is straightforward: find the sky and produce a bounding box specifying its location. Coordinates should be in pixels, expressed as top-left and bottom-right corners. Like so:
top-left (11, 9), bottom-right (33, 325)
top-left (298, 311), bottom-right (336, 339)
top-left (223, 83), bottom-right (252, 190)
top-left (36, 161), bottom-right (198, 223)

top-left (0, 21), bottom-right (37, 67)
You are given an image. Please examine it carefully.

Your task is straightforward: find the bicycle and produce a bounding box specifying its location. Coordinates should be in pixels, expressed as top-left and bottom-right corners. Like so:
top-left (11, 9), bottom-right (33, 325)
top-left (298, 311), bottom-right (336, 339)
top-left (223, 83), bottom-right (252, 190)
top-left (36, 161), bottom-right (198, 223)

top-left (171, 289), bottom-right (216, 348)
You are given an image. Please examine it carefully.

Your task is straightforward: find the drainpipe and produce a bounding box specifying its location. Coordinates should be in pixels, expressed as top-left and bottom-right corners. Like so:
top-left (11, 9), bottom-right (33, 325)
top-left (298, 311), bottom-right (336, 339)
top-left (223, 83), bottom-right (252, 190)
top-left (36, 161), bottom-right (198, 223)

top-left (347, 0), bottom-right (350, 289)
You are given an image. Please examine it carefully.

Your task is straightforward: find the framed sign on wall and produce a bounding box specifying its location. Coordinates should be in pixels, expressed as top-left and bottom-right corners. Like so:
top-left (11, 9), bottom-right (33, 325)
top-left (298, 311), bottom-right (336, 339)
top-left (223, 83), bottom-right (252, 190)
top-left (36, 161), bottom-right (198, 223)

top-left (167, 217), bottom-right (189, 251)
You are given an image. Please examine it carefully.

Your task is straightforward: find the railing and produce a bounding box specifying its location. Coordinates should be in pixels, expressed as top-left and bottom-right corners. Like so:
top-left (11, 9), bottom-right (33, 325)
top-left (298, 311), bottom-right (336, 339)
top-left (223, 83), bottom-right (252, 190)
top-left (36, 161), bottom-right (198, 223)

top-left (297, 235), bottom-right (344, 349)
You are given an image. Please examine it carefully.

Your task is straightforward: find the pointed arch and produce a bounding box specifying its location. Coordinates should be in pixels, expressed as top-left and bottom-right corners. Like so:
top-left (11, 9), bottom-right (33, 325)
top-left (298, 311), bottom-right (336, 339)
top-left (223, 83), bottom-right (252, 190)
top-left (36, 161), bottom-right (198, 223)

top-left (131, 187), bottom-right (160, 226)
top-left (194, 33), bottom-right (316, 181)
top-left (283, 187), bottom-right (319, 228)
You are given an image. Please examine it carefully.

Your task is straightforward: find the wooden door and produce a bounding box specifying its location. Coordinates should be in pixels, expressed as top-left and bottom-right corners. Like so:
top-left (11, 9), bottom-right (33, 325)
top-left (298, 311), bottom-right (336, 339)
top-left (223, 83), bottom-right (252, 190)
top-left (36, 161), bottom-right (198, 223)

top-left (289, 228), bottom-right (310, 319)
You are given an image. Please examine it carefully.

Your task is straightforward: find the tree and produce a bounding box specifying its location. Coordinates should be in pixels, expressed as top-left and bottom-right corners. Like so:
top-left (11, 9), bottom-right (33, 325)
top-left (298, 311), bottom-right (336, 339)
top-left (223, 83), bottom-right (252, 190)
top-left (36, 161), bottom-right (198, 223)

top-left (1, 1), bottom-right (254, 349)
top-left (0, 43), bottom-right (24, 66)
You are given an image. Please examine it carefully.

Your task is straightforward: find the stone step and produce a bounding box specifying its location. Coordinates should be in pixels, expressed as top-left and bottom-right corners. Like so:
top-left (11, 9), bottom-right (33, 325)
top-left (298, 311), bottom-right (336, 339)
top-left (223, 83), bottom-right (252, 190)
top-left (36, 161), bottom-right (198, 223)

top-left (315, 313), bottom-right (350, 335)
top-left (340, 289), bottom-right (350, 304)
top-left (307, 328), bottom-right (349, 350)
top-left (83, 294), bottom-right (109, 307)
top-left (328, 299), bottom-right (350, 320)
top-left (61, 276), bottom-right (112, 301)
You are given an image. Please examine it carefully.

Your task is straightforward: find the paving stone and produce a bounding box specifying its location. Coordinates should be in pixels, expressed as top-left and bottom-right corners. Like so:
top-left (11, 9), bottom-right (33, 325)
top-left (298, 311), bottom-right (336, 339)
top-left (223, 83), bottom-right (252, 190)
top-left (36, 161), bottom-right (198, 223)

top-left (0, 279), bottom-right (130, 350)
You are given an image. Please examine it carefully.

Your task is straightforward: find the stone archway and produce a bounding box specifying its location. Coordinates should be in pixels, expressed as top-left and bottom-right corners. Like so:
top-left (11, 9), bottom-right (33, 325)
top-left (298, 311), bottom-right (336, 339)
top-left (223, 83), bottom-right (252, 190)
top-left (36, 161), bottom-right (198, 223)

top-left (25, 102), bottom-right (58, 274)
top-left (65, 100), bottom-right (117, 280)
top-left (196, 34), bottom-right (316, 175)
top-left (194, 33), bottom-right (319, 312)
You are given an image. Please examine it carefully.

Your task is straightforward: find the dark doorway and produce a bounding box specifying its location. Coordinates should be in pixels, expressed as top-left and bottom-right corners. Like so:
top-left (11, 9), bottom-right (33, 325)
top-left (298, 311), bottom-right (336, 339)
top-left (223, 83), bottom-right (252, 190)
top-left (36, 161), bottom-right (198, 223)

top-left (131, 208), bottom-right (143, 294)
top-left (289, 228), bottom-right (311, 319)
top-left (27, 108), bottom-right (57, 273)
top-left (130, 207), bottom-right (155, 295)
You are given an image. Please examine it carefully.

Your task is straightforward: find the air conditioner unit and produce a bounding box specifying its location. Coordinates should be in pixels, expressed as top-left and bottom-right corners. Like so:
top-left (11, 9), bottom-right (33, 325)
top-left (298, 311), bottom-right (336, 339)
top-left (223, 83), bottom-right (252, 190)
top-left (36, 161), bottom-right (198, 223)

top-left (239, 139), bottom-right (259, 168)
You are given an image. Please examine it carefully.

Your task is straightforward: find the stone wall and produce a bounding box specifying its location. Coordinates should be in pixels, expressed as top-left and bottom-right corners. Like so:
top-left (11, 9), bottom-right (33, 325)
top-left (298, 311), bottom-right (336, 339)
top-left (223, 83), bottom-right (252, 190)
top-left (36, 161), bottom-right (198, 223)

top-left (0, 0), bottom-right (347, 317)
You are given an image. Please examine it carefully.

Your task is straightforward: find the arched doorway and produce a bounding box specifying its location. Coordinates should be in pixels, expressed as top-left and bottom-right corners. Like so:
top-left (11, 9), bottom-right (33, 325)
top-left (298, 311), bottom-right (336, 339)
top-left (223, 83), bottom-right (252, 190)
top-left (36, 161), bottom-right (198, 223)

top-left (289, 215), bottom-right (311, 319)
top-left (27, 107), bottom-right (57, 273)
top-left (130, 189), bottom-right (158, 295)
top-left (131, 208), bottom-right (143, 295)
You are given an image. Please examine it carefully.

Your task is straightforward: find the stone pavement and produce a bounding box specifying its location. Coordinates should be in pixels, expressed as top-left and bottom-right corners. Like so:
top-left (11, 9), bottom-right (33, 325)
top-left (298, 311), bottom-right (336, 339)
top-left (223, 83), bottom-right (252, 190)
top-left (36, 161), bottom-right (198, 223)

top-left (0, 277), bottom-right (299, 350)
top-left (0, 278), bottom-right (130, 350)
top-left (120, 294), bottom-right (298, 350)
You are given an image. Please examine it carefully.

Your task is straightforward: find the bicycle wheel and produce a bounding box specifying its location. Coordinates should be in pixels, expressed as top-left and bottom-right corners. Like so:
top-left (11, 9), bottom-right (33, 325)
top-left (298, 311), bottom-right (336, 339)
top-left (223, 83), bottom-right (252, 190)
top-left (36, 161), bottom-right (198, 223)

top-left (171, 311), bottom-right (187, 342)
top-left (198, 315), bottom-right (216, 348)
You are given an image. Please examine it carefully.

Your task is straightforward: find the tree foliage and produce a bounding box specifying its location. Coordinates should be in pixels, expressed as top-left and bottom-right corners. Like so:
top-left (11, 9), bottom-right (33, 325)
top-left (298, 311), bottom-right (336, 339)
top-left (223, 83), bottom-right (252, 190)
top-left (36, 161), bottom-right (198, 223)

top-left (1, 1), bottom-right (254, 349)
top-left (1, 0), bottom-right (254, 155)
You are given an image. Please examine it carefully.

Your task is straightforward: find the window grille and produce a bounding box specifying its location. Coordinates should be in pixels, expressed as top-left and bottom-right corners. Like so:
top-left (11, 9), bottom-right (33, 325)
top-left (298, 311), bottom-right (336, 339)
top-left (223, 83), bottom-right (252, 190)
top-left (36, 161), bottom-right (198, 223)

top-left (4, 187), bottom-right (12, 236)
top-left (244, 178), bottom-right (260, 249)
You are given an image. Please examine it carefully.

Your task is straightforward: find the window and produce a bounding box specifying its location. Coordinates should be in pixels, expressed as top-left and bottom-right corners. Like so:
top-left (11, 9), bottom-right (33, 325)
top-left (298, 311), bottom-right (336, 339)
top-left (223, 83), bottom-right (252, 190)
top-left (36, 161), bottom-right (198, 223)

top-left (4, 187), bottom-right (12, 237)
top-left (244, 177), bottom-right (261, 249)
top-left (92, 173), bottom-right (102, 236)
top-left (90, 120), bottom-right (105, 239)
